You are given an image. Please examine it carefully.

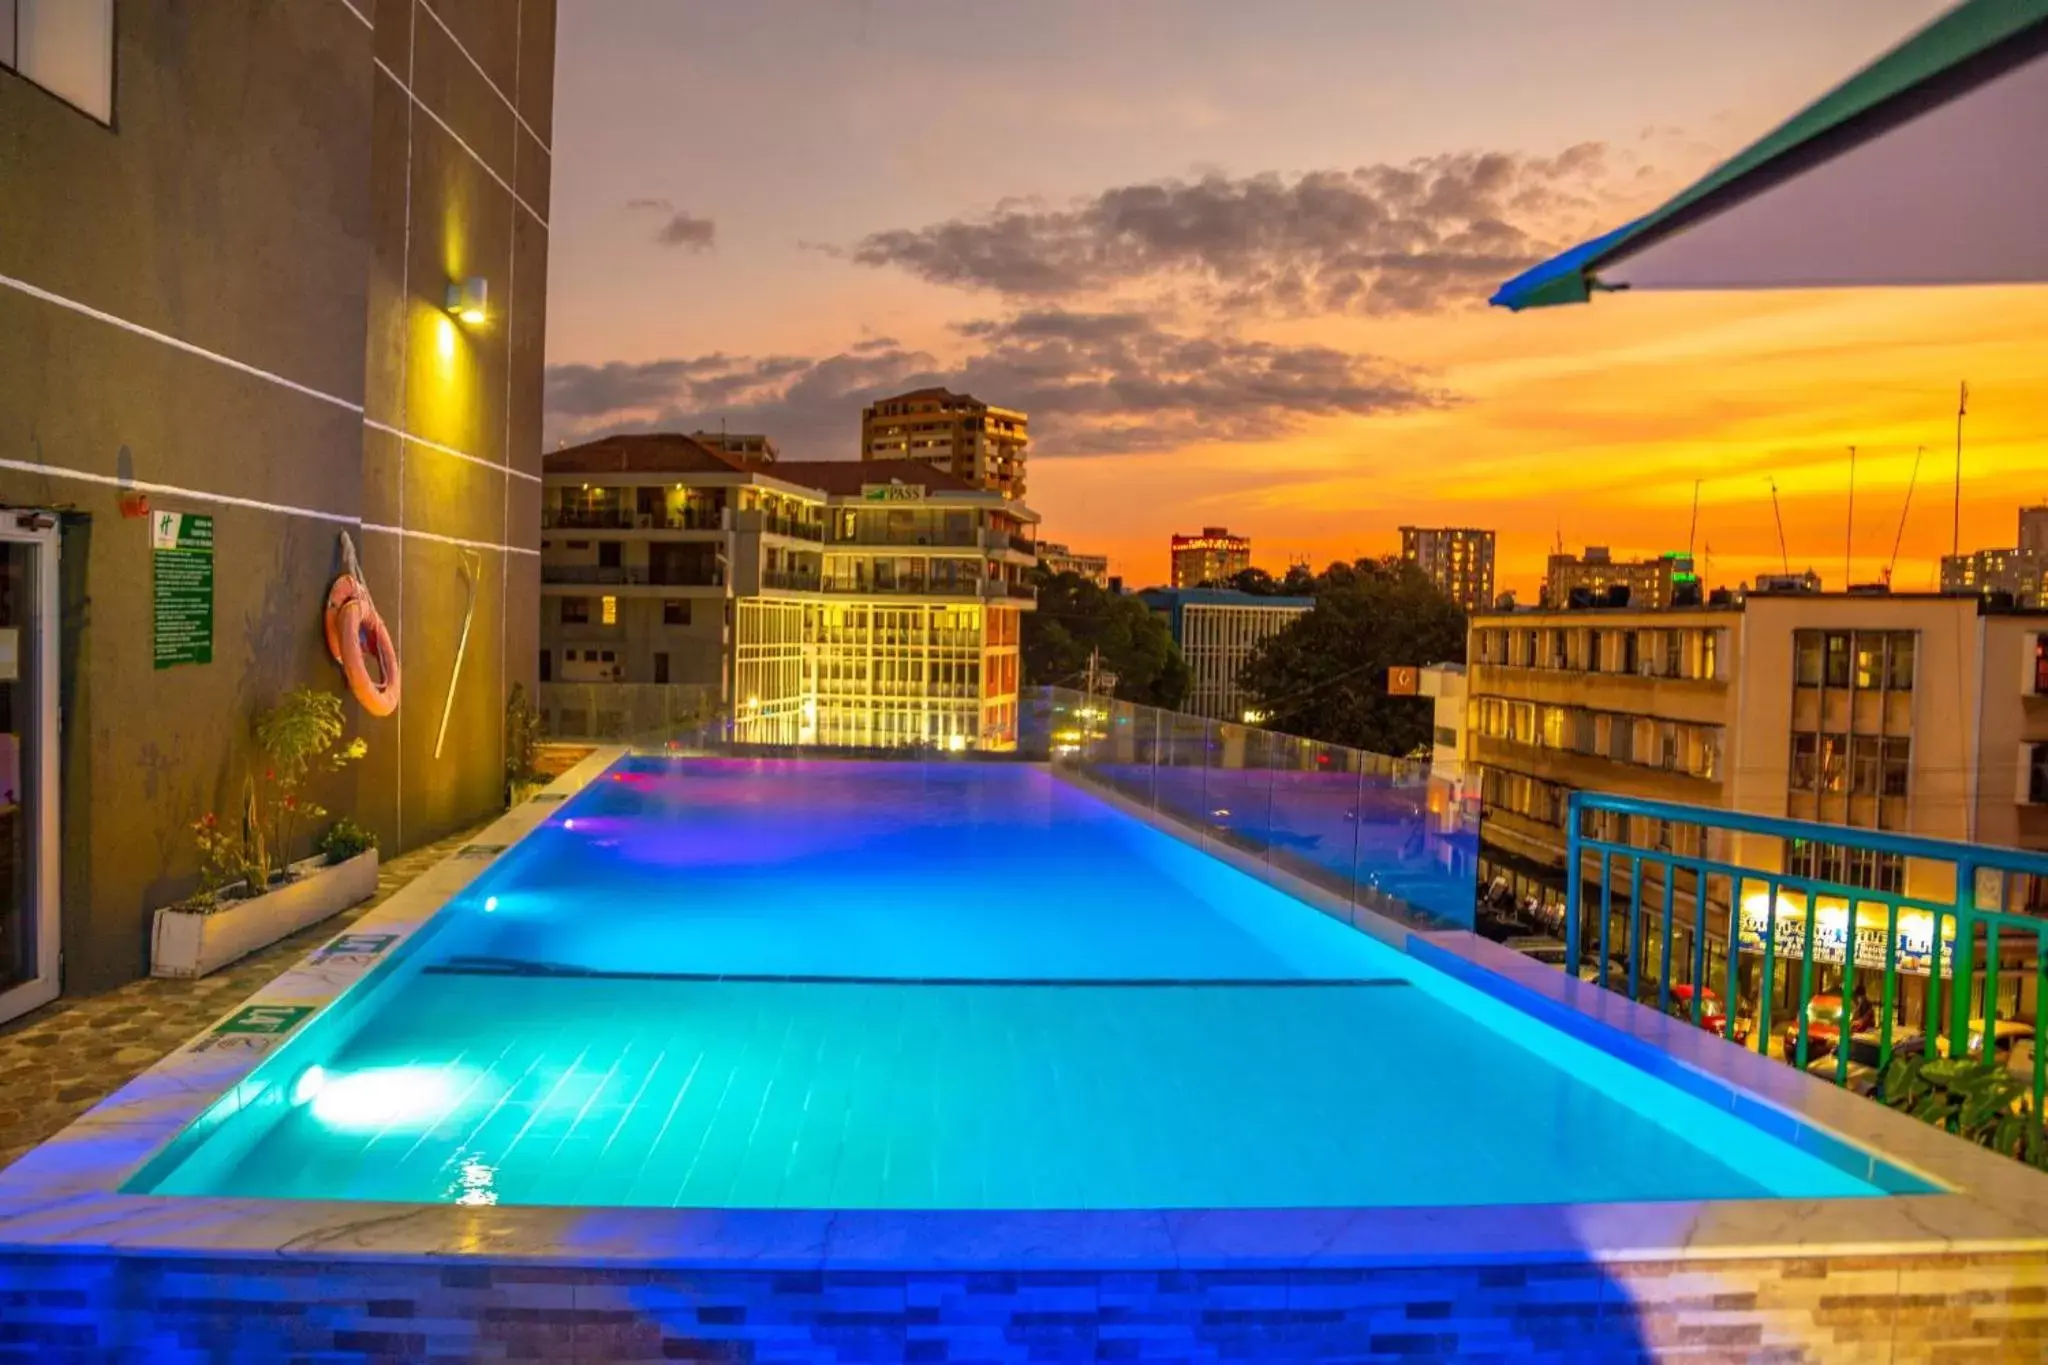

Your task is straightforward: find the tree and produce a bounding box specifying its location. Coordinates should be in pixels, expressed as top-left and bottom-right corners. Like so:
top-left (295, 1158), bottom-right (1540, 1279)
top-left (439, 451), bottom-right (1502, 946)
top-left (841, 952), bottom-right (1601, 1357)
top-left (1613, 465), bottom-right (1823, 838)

top-left (1236, 560), bottom-right (1467, 754)
top-left (1218, 565), bottom-right (1315, 597)
top-left (1023, 570), bottom-right (1189, 708)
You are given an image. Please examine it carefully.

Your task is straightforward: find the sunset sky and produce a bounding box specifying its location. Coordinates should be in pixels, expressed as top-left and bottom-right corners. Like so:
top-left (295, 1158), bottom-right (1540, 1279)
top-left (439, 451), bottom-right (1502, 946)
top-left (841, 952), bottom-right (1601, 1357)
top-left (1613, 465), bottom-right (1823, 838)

top-left (543, 0), bottom-right (2048, 597)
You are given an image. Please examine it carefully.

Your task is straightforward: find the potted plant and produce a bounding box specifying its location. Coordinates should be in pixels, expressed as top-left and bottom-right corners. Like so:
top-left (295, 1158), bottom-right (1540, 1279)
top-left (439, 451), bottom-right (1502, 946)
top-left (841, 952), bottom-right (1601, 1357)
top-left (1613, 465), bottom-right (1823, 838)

top-left (505, 681), bottom-right (544, 804)
top-left (152, 688), bottom-right (379, 978)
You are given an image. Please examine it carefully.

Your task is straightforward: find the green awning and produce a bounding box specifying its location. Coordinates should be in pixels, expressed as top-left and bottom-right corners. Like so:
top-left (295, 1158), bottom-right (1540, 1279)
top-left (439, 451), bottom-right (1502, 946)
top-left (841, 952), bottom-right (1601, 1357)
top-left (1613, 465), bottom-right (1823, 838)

top-left (1494, 0), bottom-right (2048, 311)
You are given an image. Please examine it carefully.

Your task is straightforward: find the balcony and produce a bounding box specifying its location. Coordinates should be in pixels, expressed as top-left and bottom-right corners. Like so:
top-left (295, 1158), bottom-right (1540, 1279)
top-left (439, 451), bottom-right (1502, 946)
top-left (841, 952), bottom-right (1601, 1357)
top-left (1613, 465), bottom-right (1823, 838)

top-left (544, 507), bottom-right (726, 532)
top-left (541, 564), bottom-right (726, 588)
top-left (545, 508), bottom-right (635, 530)
top-left (834, 528), bottom-right (981, 549)
top-left (761, 568), bottom-right (822, 592)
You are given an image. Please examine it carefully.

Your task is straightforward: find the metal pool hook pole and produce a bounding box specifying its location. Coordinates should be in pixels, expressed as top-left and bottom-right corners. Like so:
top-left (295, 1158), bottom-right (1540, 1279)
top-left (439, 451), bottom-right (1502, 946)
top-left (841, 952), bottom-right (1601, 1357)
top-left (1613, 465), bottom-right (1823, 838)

top-left (433, 549), bottom-right (483, 760)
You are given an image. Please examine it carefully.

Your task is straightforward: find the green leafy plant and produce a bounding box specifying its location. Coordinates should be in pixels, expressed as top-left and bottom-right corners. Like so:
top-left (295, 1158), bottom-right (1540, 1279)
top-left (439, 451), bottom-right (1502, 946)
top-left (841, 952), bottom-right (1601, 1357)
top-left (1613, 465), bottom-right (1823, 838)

top-left (1879, 1053), bottom-right (2048, 1170)
top-left (187, 689), bottom-right (365, 908)
top-left (319, 816), bottom-right (379, 864)
top-left (505, 682), bottom-right (542, 802)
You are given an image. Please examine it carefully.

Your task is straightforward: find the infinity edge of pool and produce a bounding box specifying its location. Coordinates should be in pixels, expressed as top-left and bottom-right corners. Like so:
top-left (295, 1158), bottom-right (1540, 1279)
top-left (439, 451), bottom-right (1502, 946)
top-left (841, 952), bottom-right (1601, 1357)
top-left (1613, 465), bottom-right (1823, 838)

top-left (6, 746), bottom-right (2048, 1272)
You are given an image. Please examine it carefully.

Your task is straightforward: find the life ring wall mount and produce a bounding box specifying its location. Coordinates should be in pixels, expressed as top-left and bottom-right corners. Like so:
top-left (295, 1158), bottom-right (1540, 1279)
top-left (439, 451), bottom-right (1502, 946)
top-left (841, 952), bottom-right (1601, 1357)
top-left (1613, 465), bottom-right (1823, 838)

top-left (326, 532), bottom-right (400, 718)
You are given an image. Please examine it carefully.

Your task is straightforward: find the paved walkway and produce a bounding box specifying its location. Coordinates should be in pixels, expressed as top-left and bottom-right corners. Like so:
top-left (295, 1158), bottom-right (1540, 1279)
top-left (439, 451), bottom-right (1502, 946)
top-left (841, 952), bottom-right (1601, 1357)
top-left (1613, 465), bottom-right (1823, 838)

top-left (0, 824), bottom-right (487, 1171)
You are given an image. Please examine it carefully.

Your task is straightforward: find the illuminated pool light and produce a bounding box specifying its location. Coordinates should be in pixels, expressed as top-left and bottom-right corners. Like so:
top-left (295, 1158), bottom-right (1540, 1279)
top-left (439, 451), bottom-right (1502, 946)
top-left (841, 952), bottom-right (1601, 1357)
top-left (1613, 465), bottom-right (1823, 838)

top-left (290, 1066), bottom-right (327, 1106)
top-left (483, 896), bottom-right (499, 913)
top-left (306, 1066), bottom-right (464, 1134)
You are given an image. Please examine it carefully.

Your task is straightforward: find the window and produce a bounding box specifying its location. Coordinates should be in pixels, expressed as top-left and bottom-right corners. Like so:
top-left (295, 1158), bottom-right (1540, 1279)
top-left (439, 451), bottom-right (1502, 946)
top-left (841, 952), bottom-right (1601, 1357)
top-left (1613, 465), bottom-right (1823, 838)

top-left (1887, 632), bottom-right (1917, 691)
top-left (1823, 632), bottom-right (1851, 688)
top-left (2, 0), bottom-right (114, 124)
top-left (1663, 629), bottom-right (1683, 678)
top-left (601, 595), bottom-right (618, 625)
top-left (654, 652), bottom-right (670, 685)
top-left (1790, 734), bottom-right (1818, 791)
top-left (1433, 725), bottom-right (1456, 749)
top-left (1658, 721), bottom-right (1678, 771)
top-left (1540, 706), bottom-right (1567, 750)
top-left (1882, 737), bottom-right (1911, 798)
top-left (1788, 840), bottom-right (1905, 894)
top-left (664, 599), bottom-right (691, 626)
top-left (1701, 629), bottom-right (1720, 681)
top-left (598, 541), bottom-right (623, 569)
top-left (1619, 632), bottom-right (1639, 675)
top-left (1817, 732), bottom-right (1849, 793)
top-left (598, 650), bottom-right (615, 663)
top-left (2035, 637), bottom-right (2048, 696)
top-left (1853, 637), bottom-right (1884, 690)
top-left (561, 598), bottom-right (590, 625)
top-left (1606, 717), bottom-right (1634, 764)
top-left (2031, 744), bottom-right (2048, 805)
top-left (1849, 736), bottom-right (1880, 795)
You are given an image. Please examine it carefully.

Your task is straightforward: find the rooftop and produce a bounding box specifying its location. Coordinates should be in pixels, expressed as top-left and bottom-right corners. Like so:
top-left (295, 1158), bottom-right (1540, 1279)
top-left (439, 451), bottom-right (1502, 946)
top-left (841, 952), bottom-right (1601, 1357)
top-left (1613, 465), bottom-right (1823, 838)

top-left (1139, 587), bottom-right (1315, 610)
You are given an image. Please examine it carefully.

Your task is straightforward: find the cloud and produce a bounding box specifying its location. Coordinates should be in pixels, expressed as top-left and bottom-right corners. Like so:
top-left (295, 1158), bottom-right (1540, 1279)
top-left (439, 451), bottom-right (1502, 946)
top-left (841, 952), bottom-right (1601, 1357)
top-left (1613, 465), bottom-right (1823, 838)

top-left (625, 197), bottom-right (716, 251)
top-left (845, 144), bottom-right (1626, 315)
top-left (544, 310), bottom-right (1450, 458)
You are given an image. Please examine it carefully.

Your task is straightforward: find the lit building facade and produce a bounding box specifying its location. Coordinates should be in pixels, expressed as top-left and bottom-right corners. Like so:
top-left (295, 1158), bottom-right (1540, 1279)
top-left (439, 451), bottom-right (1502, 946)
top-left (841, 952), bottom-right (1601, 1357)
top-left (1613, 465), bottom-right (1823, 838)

top-left (1941, 547), bottom-right (2046, 607)
top-left (0, 3), bottom-right (554, 1007)
top-left (1140, 588), bottom-right (1312, 721)
top-left (1465, 594), bottom-right (2048, 923)
top-left (1543, 547), bottom-right (1697, 609)
top-left (1038, 541), bottom-right (1111, 587)
top-left (860, 388), bottom-right (1028, 501)
top-left (1169, 527), bottom-right (1252, 589)
top-left (541, 436), bottom-right (1037, 751)
top-left (1401, 526), bottom-right (1497, 613)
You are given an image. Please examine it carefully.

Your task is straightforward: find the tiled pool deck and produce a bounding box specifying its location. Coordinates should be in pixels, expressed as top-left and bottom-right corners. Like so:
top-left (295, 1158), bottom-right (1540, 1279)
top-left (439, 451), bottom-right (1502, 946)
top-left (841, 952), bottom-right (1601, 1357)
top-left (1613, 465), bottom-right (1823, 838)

top-left (3, 751), bottom-right (2048, 1362)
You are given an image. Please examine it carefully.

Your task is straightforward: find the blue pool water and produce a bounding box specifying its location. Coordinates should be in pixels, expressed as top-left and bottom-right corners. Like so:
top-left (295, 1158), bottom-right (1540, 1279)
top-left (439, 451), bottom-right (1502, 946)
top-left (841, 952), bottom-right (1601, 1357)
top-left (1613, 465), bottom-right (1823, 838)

top-left (139, 759), bottom-right (1893, 1209)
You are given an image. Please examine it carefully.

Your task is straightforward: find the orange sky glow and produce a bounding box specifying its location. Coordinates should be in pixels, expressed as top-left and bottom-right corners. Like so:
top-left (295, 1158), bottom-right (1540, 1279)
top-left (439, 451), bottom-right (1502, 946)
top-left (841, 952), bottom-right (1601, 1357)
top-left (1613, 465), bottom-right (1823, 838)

top-left (545, 1), bottom-right (2044, 600)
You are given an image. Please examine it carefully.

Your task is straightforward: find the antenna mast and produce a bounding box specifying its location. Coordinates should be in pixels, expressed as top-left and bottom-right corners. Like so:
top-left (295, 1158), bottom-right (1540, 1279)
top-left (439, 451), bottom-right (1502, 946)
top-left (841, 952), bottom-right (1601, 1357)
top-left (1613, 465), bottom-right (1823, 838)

top-left (1769, 478), bottom-right (1790, 576)
top-left (1688, 479), bottom-right (1701, 561)
top-left (1885, 444), bottom-right (1924, 588)
top-left (1845, 445), bottom-right (1857, 588)
top-left (1952, 381), bottom-right (1968, 556)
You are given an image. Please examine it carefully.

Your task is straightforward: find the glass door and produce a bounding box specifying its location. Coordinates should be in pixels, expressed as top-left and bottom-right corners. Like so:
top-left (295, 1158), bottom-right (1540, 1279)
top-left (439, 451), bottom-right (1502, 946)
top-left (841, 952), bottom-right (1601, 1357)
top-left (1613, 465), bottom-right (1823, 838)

top-left (0, 520), bottom-right (58, 1024)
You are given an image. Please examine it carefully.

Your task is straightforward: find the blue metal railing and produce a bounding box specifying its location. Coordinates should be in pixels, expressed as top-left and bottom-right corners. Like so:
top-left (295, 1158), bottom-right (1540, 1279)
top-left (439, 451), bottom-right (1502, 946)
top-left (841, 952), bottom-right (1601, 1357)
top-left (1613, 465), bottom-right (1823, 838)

top-left (1565, 791), bottom-right (2048, 1112)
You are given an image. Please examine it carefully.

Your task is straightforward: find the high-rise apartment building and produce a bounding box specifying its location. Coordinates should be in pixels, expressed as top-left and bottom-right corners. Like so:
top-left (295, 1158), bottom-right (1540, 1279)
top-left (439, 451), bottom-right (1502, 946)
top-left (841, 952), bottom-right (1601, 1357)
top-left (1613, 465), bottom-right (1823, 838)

top-left (1038, 542), bottom-right (1111, 587)
top-left (1169, 527), bottom-right (1253, 589)
top-left (1942, 507), bottom-right (2048, 607)
top-left (0, 3), bottom-right (554, 1010)
top-left (692, 431), bottom-right (779, 464)
top-left (1401, 527), bottom-right (1497, 613)
top-left (1139, 588), bottom-right (1312, 721)
top-left (1543, 547), bottom-right (1698, 609)
top-left (2021, 505), bottom-right (2048, 555)
top-left (542, 435), bottom-right (1039, 751)
top-left (860, 389), bottom-right (1027, 500)
top-left (1465, 594), bottom-right (2048, 929)
top-left (1941, 548), bottom-right (2047, 607)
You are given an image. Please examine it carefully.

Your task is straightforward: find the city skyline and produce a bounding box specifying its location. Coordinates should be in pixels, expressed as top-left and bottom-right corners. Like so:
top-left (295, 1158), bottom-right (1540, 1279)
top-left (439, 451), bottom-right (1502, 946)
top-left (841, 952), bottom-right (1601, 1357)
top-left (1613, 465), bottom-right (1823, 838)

top-left (543, 0), bottom-right (2048, 596)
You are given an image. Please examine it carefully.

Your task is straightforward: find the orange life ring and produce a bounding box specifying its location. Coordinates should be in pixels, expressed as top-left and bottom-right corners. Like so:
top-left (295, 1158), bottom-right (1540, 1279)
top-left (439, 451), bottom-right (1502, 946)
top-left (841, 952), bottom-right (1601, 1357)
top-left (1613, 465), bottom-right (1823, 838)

top-left (325, 574), bottom-right (401, 717)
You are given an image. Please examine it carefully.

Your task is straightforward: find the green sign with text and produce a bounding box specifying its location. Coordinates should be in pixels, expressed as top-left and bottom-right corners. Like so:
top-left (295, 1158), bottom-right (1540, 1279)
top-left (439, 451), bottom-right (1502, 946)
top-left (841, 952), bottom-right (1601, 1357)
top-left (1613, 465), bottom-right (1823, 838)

top-left (153, 511), bottom-right (214, 669)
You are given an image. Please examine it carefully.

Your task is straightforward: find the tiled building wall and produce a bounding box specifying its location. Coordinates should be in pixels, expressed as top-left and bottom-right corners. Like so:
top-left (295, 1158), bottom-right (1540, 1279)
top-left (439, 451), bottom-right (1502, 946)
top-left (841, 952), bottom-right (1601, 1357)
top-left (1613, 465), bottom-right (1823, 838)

top-left (357, 0), bottom-right (553, 857)
top-left (0, 0), bottom-right (552, 989)
top-left (0, 1252), bottom-right (2044, 1362)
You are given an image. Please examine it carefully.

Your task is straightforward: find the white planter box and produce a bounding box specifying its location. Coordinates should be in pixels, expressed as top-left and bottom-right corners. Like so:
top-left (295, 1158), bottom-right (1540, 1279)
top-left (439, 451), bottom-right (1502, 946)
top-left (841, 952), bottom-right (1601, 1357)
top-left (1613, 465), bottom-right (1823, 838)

top-left (150, 849), bottom-right (380, 979)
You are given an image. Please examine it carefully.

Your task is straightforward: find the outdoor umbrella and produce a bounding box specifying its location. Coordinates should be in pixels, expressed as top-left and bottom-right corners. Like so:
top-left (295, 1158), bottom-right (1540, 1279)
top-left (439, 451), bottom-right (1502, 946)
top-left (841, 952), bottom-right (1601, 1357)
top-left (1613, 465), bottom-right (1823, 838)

top-left (1492, 0), bottom-right (2048, 312)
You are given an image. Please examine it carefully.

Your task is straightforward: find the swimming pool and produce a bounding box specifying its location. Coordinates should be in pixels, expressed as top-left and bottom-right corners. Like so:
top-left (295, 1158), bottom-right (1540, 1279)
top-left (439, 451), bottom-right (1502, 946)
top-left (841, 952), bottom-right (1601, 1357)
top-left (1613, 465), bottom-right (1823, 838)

top-left (133, 757), bottom-right (1899, 1210)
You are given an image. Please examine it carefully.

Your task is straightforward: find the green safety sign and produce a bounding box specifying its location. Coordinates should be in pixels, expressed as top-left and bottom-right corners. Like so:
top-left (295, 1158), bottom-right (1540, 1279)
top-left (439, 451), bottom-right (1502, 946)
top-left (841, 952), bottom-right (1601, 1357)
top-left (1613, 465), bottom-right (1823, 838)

top-left (213, 1003), bottom-right (315, 1036)
top-left (152, 511), bottom-right (214, 669)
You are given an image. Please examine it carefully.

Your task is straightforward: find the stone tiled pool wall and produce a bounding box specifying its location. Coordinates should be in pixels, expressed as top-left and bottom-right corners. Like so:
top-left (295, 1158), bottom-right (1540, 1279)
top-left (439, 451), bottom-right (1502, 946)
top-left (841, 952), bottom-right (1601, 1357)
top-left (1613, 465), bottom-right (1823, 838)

top-left (4, 1250), bottom-right (2047, 1361)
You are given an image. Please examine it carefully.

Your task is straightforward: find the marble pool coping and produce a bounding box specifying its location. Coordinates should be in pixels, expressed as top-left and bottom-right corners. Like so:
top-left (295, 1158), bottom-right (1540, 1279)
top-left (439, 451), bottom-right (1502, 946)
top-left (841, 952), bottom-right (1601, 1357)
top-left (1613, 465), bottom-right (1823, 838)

top-left (4, 749), bottom-right (2048, 1272)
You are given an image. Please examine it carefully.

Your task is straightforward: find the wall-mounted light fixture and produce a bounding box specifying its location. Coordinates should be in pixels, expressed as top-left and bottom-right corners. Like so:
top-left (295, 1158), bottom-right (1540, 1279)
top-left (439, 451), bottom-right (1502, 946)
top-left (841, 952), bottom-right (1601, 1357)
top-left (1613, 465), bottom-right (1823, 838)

top-left (445, 276), bottom-right (488, 326)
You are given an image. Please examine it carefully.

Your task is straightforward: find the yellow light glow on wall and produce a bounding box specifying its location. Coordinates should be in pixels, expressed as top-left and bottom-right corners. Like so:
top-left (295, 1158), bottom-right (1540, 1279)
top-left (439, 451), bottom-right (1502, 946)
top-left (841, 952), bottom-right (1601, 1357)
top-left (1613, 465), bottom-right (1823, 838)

top-left (601, 595), bottom-right (617, 625)
top-left (436, 314), bottom-right (456, 361)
